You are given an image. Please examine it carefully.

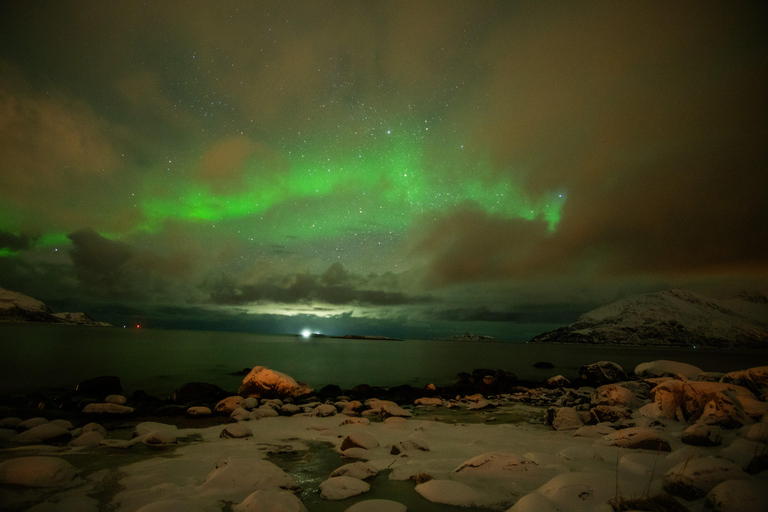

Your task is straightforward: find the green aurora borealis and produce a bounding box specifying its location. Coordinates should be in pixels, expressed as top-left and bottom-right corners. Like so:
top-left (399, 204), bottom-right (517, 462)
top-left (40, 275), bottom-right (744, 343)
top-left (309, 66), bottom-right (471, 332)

top-left (1, 1), bottom-right (766, 338)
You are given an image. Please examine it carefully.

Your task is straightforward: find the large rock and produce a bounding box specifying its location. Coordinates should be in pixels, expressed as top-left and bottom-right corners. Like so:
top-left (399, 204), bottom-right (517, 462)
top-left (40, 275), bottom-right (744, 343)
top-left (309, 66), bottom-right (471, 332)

top-left (238, 366), bottom-right (313, 399)
top-left (578, 361), bottom-right (627, 387)
top-left (721, 366), bottom-right (768, 394)
top-left (15, 423), bottom-right (71, 445)
top-left (600, 427), bottom-right (671, 451)
top-left (705, 479), bottom-right (768, 512)
top-left (635, 360), bottom-right (703, 379)
top-left (234, 489), bottom-right (308, 512)
top-left (643, 379), bottom-right (756, 425)
top-left (340, 432), bottom-right (379, 451)
top-left (343, 500), bottom-right (407, 512)
top-left (681, 422), bottom-right (722, 446)
top-left (215, 396), bottom-right (246, 414)
top-left (319, 476), bottom-right (370, 500)
top-left (663, 456), bottom-right (747, 499)
top-left (82, 403), bottom-right (135, 415)
top-left (591, 384), bottom-right (639, 408)
top-left (201, 458), bottom-right (299, 493)
top-left (414, 479), bottom-right (492, 507)
top-left (546, 407), bottom-right (583, 431)
top-left (0, 456), bottom-right (77, 487)
top-left (331, 462), bottom-right (379, 480)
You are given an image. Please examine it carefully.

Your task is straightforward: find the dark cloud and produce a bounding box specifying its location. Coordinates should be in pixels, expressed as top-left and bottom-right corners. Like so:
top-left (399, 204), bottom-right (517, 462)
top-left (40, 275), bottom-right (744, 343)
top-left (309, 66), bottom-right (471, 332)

top-left (0, 231), bottom-right (37, 252)
top-left (209, 262), bottom-right (432, 307)
top-left (68, 229), bottom-right (201, 301)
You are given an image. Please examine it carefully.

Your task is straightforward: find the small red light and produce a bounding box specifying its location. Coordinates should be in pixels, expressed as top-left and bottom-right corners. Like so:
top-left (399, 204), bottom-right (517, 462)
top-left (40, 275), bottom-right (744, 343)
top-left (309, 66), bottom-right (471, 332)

top-left (136, 324), bottom-right (140, 328)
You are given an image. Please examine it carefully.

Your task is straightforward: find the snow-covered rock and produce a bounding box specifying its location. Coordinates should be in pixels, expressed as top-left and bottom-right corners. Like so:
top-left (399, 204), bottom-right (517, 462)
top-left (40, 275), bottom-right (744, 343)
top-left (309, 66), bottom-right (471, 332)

top-left (704, 478), bottom-right (768, 512)
top-left (663, 456), bottom-right (747, 499)
top-left (546, 407), bottom-right (583, 431)
top-left (319, 476), bottom-right (370, 500)
top-left (134, 500), bottom-right (207, 512)
top-left (721, 366), bottom-right (768, 393)
top-left (526, 472), bottom-right (615, 511)
top-left (578, 361), bottom-right (628, 387)
top-left (15, 423), bottom-right (71, 444)
top-left (591, 384), bottom-right (639, 407)
top-left (343, 500), bottom-right (407, 512)
top-left (0, 456), bottom-right (77, 487)
top-left (414, 397), bottom-right (443, 406)
top-left (311, 404), bottom-right (337, 417)
top-left (201, 457), bottom-right (299, 493)
top-left (340, 432), bottom-right (379, 451)
top-left (238, 366), bottom-right (313, 399)
top-left (330, 461), bottom-right (379, 480)
top-left (16, 417), bottom-right (49, 430)
top-left (82, 403), bottom-right (134, 414)
top-left (233, 489), bottom-right (308, 512)
top-left (134, 422), bottom-right (177, 438)
top-left (186, 406), bottom-right (212, 416)
top-left (682, 422), bottom-right (722, 446)
top-left (600, 427), bottom-right (671, 451)
top-left (340, 417), bottom-right (370, 426)
top-left (414, 479), bottom-right (492, 507)
top-left (220, 423), bottom-right (253, 439)
top-left (70, 430), bottom-right (105, 447)
top-left (635, 360), bottom-right (703, 379)
top-left (363, 399), bottom-right (412, 418)
top-left (216, 396), bottom-right (246, 414)
top-left (142, 430), bottom-right (177, 446)
top-left (545, 375), bottom-right (570, 388)
top-left (230, 407), bottom-right (253, 422)
top-left (530, 289), bottom-right (768, 348)
top-left (454, 453), bottom-right (536, 474)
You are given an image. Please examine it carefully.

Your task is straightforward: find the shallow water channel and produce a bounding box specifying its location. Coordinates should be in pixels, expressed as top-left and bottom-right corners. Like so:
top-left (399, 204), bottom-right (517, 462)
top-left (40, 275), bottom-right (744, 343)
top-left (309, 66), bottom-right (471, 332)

top-left (267, 441), bottom-right (498, 512)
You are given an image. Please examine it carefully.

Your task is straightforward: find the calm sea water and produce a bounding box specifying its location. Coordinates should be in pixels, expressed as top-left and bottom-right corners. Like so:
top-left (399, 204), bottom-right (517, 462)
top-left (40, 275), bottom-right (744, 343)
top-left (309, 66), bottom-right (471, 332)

top-left (1, 323), bottom-right (767, 397)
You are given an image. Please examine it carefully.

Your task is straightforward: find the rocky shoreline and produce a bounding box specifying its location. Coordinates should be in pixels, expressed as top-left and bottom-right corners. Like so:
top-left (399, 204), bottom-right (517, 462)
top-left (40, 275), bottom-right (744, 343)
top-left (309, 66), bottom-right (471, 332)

top-left (1, 361), bottom-right (767, 511)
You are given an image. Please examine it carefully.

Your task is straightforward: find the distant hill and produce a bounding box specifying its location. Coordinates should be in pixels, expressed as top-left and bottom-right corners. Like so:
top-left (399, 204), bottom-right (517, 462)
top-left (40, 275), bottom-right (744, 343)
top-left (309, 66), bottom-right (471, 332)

top-left (0, 287), bottom-right (111, 326)
top-left (530, 288), bottom-right (768, 348)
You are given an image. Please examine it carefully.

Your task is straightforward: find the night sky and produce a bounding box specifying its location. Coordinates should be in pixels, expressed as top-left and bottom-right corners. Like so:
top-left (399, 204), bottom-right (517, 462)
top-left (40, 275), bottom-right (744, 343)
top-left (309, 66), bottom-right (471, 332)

top-left (1, 1), bottom-right (766, 339)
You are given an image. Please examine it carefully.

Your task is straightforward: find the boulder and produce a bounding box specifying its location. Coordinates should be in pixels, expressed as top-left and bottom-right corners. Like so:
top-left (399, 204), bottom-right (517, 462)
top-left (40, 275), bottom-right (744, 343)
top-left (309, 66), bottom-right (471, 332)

top-left (16, 417), bottom-right (49, 430)
top-left (215, 396), bottom-right (246, 414)
top-left (454, 453), bottom-right (535, 474)
top-left (186, 406), bottom-right (212, 416)
top-left (578, 361), bottom-right (627, 387)
top-left (698, 392), bottom-right (752, 428)
top-left (414, 479), bottom-right (491, 507)
top-left (220, 423), bottom-right (253, 439)
top-left (281, 404), bottom-right (301, 415)
top-left (330, 461), bottom-right (379, 480)
top-left (704, 479), bottom-right (768, 512)
top-left (390, 439), bottom-right (429, 455)
top-left (635, 360), bottom-right (703, 379)
top-left (414, 397), bottom-right (443, 406)
top-left (142, 430), bottom-right (177, 446)
top-left (15, 423), bottom-right (71, 444)
top-left (70, 431), bottom-right (104, 447)
top-left (340, 417), bottom-right (370, 426)
top-left (202, 457), bottom-right (299, 493)
top-left (234, 489), bottom-right (308, 512)
top-left (252, 405), bottom-right (279, 418)
top-left (600, 427), bottom-right (671, 451)
top-left (319, 476), bottom-right (370, 500)
top-left (75, 376), bottom-right (121, 396)
top-left (535, 472), bottom-right (615, 511)
top-left (546, 407), bottom-right (583, 431)
top-left (239, 366), bottom-right (313, 399)
top-left (363, 399), bottom-right (412, 418)
top-left (229, 407), bottom-right (253, 422)
top-left (545, 375), bottom-right (570, 388)
top-left (82, 403), bottom-right (134, 415)
top-left (681, 422), bottom-right (722, 446)
top-left (105, 394), bottom-right (127, 405)
top-left (591, 384), bottom-right (639, 408)
top-left (134, 421), bottom-right (177, 438)
top-left (311, 404), bottom-right (337, 417)
top-left (663, 456), bottom-right (747, 499)
top-left (590, 405), bottom-right (632, 423)
top-left (340, 432), bottom-right (379, 451)
top-left (0, 456), bottom-right (77, 487)
top-left (721, 366), bottom-right (768, 394)
top-left (343, 500), bottom-right (406, 512)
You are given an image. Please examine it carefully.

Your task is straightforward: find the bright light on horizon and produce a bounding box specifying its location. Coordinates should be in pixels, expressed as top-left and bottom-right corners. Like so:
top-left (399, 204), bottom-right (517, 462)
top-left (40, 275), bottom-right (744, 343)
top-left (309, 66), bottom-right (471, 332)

top-left (301, 329), bottom-right (311, 338)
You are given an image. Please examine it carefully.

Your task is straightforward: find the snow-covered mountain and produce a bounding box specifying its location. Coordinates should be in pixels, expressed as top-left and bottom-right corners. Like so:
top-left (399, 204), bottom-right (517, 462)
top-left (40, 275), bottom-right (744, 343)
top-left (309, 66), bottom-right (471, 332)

top-left (0, 287), bottom-right (111, 326)
top-left (530, 289), bottom-right (768, 348)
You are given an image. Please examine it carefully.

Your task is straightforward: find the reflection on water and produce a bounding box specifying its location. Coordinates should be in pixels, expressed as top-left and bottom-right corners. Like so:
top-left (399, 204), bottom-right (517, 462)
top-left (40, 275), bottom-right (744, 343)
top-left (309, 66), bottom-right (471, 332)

top-left (1, 323), bottom-right (766, 397)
